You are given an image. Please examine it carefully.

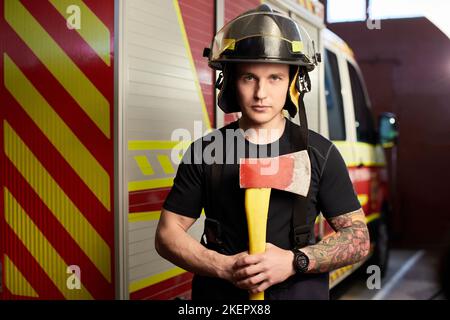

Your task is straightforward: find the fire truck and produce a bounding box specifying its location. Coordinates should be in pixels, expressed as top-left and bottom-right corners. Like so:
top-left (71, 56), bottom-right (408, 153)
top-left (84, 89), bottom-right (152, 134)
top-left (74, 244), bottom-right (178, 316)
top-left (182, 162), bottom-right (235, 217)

top-left (0, 0), bottom-right (397, 300)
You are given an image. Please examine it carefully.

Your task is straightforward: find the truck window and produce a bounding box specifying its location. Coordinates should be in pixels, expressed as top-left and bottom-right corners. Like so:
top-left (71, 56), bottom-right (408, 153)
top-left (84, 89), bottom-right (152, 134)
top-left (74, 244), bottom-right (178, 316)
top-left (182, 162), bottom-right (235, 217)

top-left (347, 62), bottom-right (377, 144)
top-left (324, 49), bottom-right (346, 140)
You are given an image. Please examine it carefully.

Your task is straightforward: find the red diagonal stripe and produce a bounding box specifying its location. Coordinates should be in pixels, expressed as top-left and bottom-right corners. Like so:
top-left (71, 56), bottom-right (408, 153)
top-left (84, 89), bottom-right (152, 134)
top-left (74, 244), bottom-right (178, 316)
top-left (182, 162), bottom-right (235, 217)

top-left (5, 161), bottom-right (114, 298)
top-left (3, 24), bottom-right (112, 172)
top-left (3, 94), bottom-right (113, 249)
top-left (83, 0), bottom-right (115, 33)
top-left (21, 0), bottom-right (113, 100)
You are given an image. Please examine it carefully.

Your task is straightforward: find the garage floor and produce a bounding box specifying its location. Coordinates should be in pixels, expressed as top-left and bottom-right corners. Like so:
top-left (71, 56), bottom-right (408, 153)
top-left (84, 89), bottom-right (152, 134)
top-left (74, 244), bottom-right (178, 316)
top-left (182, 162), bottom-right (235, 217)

top-left (331, 249), bottom-right (447, 300)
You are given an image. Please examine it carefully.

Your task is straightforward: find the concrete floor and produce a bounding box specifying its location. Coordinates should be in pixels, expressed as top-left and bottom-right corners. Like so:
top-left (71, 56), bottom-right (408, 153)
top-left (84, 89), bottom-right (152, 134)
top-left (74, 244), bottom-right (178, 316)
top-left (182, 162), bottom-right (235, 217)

top-left (330, 249), bottom-right (447, 300)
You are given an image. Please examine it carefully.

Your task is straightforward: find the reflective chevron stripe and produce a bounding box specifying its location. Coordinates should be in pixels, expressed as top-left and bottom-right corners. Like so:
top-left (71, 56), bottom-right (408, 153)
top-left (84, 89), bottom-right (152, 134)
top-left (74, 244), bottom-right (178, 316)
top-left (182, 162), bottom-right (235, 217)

top-left (5, 0), bottom-right (110, 138)
top-left (1, 0), bottom-right (115, 300)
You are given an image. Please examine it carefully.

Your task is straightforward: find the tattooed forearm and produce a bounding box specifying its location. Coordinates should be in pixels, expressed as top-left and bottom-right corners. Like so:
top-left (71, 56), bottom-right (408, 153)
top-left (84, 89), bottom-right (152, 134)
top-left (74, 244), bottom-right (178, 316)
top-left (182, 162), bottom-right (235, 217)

top-left (301, 210), bottom-right (370, 273)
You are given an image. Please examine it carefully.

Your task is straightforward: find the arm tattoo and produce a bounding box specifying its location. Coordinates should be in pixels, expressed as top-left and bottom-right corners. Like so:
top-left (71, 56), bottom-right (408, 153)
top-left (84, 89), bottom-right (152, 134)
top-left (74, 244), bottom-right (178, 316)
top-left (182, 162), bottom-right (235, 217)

top-left (301, 210), bottom-right (370, 273)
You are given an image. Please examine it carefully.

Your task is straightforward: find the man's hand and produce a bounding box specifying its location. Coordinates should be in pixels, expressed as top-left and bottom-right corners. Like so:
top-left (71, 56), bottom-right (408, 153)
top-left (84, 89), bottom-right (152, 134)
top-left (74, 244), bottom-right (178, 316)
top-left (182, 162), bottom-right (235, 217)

top-left (216, 251), bottom-right (248, 283)
top-left (231, 243), bottom-right (295, 294)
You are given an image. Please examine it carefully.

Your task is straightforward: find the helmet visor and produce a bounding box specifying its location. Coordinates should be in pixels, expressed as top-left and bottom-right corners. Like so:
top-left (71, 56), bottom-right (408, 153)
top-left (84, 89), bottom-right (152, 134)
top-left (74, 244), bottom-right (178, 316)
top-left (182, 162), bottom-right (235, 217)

top-left (210, 11), bottom-right (315, 68)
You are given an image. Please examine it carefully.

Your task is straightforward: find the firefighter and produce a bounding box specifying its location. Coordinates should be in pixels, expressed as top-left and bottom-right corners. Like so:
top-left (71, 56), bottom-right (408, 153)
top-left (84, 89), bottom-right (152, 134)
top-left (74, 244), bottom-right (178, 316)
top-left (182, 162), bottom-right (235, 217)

top-left (155, 4), bottom-right (370, 300)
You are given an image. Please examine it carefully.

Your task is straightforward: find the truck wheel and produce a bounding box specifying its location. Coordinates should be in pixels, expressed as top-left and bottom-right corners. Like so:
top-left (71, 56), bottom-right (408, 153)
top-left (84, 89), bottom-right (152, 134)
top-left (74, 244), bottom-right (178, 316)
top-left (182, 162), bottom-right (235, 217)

top-left (368, 214), bottom-right (390, 278)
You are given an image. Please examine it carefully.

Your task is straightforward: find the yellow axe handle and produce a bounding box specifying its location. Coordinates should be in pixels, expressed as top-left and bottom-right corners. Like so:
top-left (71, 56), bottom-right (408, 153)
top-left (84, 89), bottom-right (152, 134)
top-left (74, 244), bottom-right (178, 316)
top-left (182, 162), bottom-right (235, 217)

top-left (245, 187), bottom-right (271, 300)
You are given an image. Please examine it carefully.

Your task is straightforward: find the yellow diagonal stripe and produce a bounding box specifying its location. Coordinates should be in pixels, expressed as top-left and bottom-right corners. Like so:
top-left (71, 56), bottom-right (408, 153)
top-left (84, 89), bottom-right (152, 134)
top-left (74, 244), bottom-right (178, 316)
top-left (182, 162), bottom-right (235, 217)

top-left (173, 0), bottom-right (211, 130)
top-left (157, 154), bottom-right (175, 175)
top-left (134, 155), bottom-right (154, 176)
top-left (4, 54), bottom-right (110, 211)
top-left (49, 0), bottom-right (111, 66)
top-left (4, 188), bottom-right (93, 299)
top-left (4, 122), bottom-right (111, 282)
top-left (5, 0), bottom-right (110, 138)
top-left (4, 254), bottom-right (38, 298)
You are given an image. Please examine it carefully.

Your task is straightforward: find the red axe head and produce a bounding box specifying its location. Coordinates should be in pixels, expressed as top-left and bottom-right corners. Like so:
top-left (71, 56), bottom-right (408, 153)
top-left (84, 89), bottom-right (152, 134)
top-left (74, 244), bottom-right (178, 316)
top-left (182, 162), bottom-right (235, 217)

top-left (239, 150), bottom-right (311, 196)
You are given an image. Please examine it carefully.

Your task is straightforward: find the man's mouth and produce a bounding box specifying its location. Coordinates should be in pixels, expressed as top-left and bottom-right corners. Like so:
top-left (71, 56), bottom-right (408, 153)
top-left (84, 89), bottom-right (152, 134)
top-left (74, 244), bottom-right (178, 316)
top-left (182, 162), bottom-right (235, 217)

top-left (251, 105), bottom-right (270, 112)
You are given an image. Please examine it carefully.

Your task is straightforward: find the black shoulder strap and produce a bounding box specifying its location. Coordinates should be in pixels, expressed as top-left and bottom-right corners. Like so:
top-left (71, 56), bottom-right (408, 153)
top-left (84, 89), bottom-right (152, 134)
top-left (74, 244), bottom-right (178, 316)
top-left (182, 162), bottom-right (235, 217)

top-left (290, 87), bottom-right (312, 248)
top-left (207, 121), bottom-right (238, 222)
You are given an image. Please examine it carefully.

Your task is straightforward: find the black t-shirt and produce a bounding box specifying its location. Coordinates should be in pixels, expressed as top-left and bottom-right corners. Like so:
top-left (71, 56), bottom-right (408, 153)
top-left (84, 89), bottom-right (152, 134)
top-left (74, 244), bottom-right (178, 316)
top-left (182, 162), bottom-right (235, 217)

top-left (163, 119), bottom-right (361, 300)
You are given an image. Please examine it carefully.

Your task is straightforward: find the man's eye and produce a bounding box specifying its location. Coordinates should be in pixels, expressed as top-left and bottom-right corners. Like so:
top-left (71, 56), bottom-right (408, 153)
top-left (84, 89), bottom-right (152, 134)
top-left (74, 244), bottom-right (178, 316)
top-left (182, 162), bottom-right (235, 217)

top-left (243, 75), bottom-right (254, 81)
top-left (270, 75), bottom-right (282, 81)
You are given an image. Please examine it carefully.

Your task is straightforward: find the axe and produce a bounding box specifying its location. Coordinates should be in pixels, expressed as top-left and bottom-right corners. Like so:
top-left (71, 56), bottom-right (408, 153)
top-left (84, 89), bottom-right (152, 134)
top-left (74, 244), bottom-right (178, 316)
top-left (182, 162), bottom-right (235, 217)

top-left (239, 150), bottom-right (311, 300)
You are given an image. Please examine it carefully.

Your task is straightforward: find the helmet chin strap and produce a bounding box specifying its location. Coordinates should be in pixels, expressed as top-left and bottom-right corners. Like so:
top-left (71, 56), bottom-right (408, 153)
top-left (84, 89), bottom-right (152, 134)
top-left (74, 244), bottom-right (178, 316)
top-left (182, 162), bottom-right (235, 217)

top-left (287, 66), bottom-right (311, 152)
top-left (296, 68), bottom-right (311, 150)
top-left (215, 71), bottom-right (224, 90)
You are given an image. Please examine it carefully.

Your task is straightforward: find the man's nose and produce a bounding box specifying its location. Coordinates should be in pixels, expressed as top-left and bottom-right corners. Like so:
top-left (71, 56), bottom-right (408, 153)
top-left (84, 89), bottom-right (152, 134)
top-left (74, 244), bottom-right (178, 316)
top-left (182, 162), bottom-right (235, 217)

top-left (254, 81), bottom-right (267, 101)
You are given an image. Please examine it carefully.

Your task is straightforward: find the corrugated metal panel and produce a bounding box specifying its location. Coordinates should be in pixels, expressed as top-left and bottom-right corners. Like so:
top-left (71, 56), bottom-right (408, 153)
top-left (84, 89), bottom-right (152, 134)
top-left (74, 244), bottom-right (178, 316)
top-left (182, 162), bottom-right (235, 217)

top-left (125, 0), bottom-right (213, 299)
top-left (1, 0), bottom-right (115, 299)
top-left (178, 0), bottom-right (215, 126)
top-left (127, 215), bottom-right (204, 283)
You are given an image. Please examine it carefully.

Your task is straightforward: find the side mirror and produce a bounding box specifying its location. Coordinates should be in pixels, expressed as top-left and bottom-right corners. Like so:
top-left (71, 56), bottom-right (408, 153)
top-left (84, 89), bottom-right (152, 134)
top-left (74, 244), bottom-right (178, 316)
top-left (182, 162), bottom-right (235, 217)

top-left (378, 112), bottom-right (398, 147)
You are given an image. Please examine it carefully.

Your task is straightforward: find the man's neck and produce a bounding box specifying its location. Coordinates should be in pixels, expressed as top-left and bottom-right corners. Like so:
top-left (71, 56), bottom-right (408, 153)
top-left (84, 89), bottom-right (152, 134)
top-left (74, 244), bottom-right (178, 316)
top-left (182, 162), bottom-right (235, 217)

top-left (238, 114), bottom-right (286, 145)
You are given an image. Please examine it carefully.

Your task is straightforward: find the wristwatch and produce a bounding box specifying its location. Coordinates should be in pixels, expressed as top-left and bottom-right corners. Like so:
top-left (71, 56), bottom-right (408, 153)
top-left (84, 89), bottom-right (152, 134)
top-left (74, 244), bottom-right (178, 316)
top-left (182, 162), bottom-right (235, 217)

top-left (291, 249), bottom-right (310, 274)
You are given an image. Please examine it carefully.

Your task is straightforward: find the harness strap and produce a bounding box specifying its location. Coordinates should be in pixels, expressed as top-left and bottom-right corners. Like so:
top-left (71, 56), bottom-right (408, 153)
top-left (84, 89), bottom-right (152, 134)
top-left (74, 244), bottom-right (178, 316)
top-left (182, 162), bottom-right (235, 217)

top-left (288, 89), bottom-right (312, 248)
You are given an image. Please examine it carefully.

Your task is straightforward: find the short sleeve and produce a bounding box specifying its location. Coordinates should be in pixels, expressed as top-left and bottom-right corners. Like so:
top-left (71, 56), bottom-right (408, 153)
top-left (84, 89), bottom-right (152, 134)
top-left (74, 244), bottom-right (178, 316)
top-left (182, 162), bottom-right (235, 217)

top-left (162, 143), bottom-right (204, 219)
top-left (318, 144), bottom-right (361, 218)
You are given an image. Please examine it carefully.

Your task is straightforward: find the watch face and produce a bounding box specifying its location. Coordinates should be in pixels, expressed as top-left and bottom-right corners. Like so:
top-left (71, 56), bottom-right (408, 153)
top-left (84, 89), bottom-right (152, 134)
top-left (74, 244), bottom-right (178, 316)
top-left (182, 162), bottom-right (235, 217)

top-left (295, 252), bottom-right (309, 272)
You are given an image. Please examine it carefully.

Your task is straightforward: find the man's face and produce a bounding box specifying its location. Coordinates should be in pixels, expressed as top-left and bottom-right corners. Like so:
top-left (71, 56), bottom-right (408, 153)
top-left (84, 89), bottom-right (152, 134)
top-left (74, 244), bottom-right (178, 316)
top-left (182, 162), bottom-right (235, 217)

top-left (235, 63), bottom-right (289, 127)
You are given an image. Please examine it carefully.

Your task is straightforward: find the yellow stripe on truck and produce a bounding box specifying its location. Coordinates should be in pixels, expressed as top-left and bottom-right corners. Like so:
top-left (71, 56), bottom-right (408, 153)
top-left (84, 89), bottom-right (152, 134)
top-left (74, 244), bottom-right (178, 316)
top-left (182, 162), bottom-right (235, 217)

top-left (4, 54), bottom-right (111, 211)
top-left (157, 154), bottom-right (176, 175)
top-left (129, 267), bottom-right (186, 294)
top-left (128, 211), bottom-right (161, 223)
top-left (358, 194), bottom-right (368, 207)
top-left (4, 254), bottom-right (38, 298)
top-left (128, 140), bottom-right (191, 151)
top-left (133, 155), bottom-right (155, 176)
top-left (4, 122), bottom-right (111, 283)
top-left (4, 188), bottom-right (93, 299)
top-left (333, 141), bottom-right (385, 167)
top-left (49, 0), bottom-right (111, 66)
top-left (128, 177), bottom-right (174, 192)
top-left (5, 0), bottom-right (110, 138)
top-left (366, 212), bottom-right (381, 224)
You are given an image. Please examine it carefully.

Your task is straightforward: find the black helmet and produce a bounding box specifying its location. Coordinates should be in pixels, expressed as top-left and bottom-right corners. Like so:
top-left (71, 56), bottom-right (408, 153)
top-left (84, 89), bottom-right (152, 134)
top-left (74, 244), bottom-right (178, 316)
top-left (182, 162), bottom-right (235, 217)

top-left (203, 4), bottom-right (320, 117)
